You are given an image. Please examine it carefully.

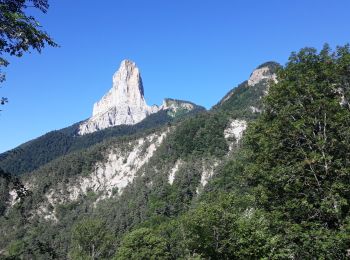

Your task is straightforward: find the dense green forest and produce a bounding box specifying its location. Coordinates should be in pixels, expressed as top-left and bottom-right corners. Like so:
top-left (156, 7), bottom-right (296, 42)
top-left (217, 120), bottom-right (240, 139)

top-left (1, 45), bottom-right (350, 259)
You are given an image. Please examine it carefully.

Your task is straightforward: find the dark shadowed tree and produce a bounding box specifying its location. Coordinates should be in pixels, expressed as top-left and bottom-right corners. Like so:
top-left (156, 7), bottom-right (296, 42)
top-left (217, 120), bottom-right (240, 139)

top-left (0, 0), bottom-right (57, 109)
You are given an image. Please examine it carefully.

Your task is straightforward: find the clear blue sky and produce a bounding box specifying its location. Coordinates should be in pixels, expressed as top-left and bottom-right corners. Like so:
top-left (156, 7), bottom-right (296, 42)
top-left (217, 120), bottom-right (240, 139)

top-left (1, 0), bottom-right (349, 152)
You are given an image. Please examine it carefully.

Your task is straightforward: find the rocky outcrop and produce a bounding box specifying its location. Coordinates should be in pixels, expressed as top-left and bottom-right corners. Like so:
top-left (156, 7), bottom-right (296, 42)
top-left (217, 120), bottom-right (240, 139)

top-left (215, 62), bottom-right (280, 110)
top-left (160, 98), bottom-right (198, 117)
top-left (168, 160), bottom-right (182, 185)
top-left (247, 64), bottom-right (277, 87)
top-left (68, 131), bottom-right (168, 200)
top-left (224, 119), bottom-right (247, 150)
top-left (34, 130), bottom-right (168, 220)
top-left (78, 60), bottom-right (159, 135)
top-left (78, 60), bottom-right (201, 135)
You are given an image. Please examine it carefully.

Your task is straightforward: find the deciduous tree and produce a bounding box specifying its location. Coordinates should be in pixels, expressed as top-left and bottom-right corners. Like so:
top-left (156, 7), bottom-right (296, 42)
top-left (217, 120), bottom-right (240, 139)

top-left (242, 44), bottom-right (350, 258)
top-left (0, 0), bottom-right (57, 108)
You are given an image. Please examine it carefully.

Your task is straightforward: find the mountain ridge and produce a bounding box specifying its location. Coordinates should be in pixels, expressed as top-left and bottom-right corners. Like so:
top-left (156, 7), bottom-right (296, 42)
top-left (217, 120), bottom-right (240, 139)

top-left (0, 59), bottom-right (279, 258)
top-left (1, 45), bottom-right (350, 259)
top-left (0, 103), bottom-right (205, 175)
top-left (0, 60), bottom-right (207, 175)
top-left (0, 61), bottom-right (277, 176)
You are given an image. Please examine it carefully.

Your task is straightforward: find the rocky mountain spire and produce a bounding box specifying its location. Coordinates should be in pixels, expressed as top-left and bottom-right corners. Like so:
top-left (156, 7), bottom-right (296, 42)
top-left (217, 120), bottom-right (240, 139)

top-left (78, 60), bottom-right (159, 135)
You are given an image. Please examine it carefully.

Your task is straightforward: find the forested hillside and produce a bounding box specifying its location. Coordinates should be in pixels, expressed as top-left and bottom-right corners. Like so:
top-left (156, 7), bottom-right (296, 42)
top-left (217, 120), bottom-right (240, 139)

top-left (0, 58), bottom-right (274, 258)
top-left (111, 45), bottom-right (350, 259)
top-left (1, 45), bottom-right (349, 259)
top-left (0, 103), bottom-right (205, 176)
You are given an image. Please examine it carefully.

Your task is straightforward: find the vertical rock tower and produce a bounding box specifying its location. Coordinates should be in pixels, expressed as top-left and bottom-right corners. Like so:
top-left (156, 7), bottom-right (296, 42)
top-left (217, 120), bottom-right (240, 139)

top-left (78, 60), bottom-right (159, 135)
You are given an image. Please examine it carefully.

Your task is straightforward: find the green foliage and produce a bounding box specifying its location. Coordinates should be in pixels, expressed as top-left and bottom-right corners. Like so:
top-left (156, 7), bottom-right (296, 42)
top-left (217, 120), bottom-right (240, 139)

top-left (0, 56), bottom-right (262, 258)
top-left (7, 239), bottom-right (25, 258)
top-left (0, 0), bottom-right (56, 56)
top-left (215, 83), bottom-right (267, 119)
top-left (117, 193), bottom-right (280, 259)
top-left (0, 108), bottom-right (204, 175)
top-left (169, 112), bottom-right (229, 158)
top-left (116, 44), bottom-right (350, 259)
top-left (213, 61), bottom-right (280, 121)
top-left (235, 44), bottom-right (350, 258)
top-left (0, 0), bottom-right (57, 106)
top-left (3, 45), bottom-right (350, 259)
top-left (0, 131), bottom-right (74, 175)
top-left (180, 193), bottom-right (278, 259)
top-left (0, 168), bottom-right (10, 215)
top-left (256, 61), bottom-right (281, 70)
top-left (246, 44), bottom-right (350, 222)
top-left (69, 218), bottom-right (115, 260)
top-left (115, 228), bottom-right (170, 260)
top-left (166, 158), bottom-right (203, 214)
top-left (216, 81), bottom-right (263, 119)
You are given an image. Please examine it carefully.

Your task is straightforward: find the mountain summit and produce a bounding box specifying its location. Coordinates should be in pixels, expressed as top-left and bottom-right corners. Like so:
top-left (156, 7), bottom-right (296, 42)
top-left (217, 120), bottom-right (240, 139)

top-left (78, 60), bottom-right (159, 135)
top-left (78, 60), bottom-right (200, 135)
top-left (247, 61), bottom-right (279, 87)
top-left (0, 60), bottom-right (205, 175)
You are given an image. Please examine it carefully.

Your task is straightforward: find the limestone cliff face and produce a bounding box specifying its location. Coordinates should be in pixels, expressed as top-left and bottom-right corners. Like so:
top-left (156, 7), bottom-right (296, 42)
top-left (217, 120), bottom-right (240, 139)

top-left (247, 67), bottom-right (271, 86)
top-left (78, 60), bottom-right (159, 135)
top-left (247, 62), bottom-right (279, 87)
top-left (78, 60), bottom-right (201, 135)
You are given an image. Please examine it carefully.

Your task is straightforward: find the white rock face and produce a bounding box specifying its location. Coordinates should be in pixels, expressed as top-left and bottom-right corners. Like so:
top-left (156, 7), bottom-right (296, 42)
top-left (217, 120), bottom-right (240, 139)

top-left (36, 204), bottom-right (57, 222)
top-left (248, 66), bottom-right (277, 87)
top-left (8, 184), bottom-right (30, 207)
top-left (335, 87), bottom-right (349, 108)
top-left (8, 189), bottom-right (19, 207)
top-left (42, 131), bottom-right (168, 212)
top-left (168, 160), bottom-right (182, 185)
top-left (78, 60), bottom-right (199, 135)
top-left (250, 106), bottom-right (262, 113)
top-left (196, 159), bottom-right (220, 194)
top-left (32, 131), bottom-right (168, 221)
top-left (161, 99), bottom-right (194, 112)
top-left (224, 119), bottom-right (247, 150)
top-left (70, 132), bottom-right (167, 199)
top-left (79, 60), bottom-right (160, 135)
top-left (199, 162), bottom-right (219, 189)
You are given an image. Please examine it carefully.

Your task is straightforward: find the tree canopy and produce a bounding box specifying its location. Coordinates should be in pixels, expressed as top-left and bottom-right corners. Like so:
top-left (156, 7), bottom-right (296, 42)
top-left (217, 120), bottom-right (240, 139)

top-left (239, 44), bottom-right (350, 258)
top-left (0, 0), bottom-right (57, 107)
top-left (69, 218), bottom-right (115, 260)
